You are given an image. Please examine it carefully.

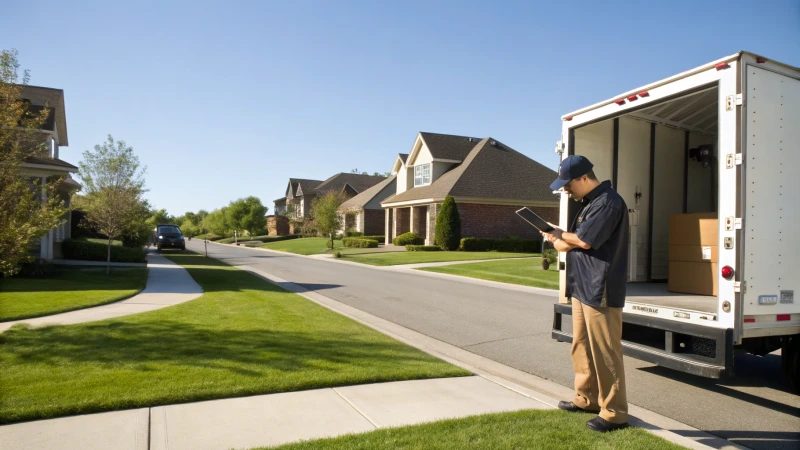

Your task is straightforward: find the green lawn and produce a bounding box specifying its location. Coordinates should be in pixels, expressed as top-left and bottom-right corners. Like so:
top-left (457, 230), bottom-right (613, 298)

top-left (261, 237), bottom-right (347, 255)
top-left (263, 409), bottom-right (685, 450)
top-left (418, 258), bottom-right (559, 290)
top-left (342, 251), bottom-right (539, 266)
top-left (0, 253), bottom-right (469, 424)
top-left (83, 238), bottom-right (123, 246)
top-left (0, 266), bottom-right (148, 322)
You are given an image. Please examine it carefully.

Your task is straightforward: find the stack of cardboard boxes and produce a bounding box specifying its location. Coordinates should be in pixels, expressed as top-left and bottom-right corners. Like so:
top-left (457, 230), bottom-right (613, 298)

top-left (668, 212), bottom-right (719, 296)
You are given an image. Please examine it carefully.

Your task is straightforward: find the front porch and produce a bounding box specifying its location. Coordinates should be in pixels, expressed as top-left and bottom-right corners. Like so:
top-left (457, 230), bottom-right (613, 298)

top-left (384, 204), bottom-right (437, 245)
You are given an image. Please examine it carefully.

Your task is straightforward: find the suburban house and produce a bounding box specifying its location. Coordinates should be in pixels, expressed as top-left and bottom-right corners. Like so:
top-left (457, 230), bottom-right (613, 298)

top-left (380, 132), bottom-right (559, 245)
top-left (17, 85), bottom-right (82, 259)
top-left (338, 174), bottom-right (398, 235)
top-left (273, 173), bottom-right (387, 234)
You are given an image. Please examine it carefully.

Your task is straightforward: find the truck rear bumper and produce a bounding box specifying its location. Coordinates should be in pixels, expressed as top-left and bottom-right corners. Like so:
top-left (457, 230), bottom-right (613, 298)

top-left (552, 303), bottom-right (734, 379)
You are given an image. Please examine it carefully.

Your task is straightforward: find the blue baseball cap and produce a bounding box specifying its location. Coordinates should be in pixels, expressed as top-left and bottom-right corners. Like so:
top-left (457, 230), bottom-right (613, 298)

top-left (550, 155), bottom-right (594, 190)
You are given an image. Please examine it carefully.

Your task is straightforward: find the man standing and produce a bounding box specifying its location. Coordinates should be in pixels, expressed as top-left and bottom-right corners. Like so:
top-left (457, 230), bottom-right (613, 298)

top-left (542, 155), bottom-right (630, 432)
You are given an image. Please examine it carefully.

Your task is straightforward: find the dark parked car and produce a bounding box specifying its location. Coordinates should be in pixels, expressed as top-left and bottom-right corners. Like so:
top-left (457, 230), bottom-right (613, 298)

top-left (154, 224), bottom-right (185, 251)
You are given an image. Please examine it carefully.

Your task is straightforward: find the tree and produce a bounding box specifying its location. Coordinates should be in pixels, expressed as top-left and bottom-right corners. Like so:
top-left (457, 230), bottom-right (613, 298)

top-left (225, 196), bottom-right (268, 236)
top-left (434, 195), bottom-right (461, 250)
top-left (310, 191), bottom-right (349, 249)
top-left (0, 49), bottom-right (69, 277)
top-left (204, 209), bottom-right (229, 236)
top-left (78, 135), bottom-right (148, 273)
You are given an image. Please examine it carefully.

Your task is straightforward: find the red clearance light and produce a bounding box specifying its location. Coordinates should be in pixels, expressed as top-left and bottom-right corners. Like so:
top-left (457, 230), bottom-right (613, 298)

top-left (744, 318), bottom-right (755, 323)
top-left (564, 116), bottom-right (573, 121)
top-left (615, 99), bottom-right (626, 105)
top-left (715, 62), bottom-right (730, 70)
top-left (627, 95), bottom-right (638, 102)
top-left (756, 57), bottom-right (767, 63)
top-left (777, 314), bottom-right (791, 322)
top-left (721, 266), bottom-right (734, 280)
top-left (638, 91), bottom-right (649, 97)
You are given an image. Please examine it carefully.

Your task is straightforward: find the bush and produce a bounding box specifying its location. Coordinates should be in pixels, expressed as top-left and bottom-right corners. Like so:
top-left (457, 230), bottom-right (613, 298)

top-left (542, 248), bottom-right (558, 264)
top-left (393, 232), bottom-right (424, 246)
top-left (342, 238), bottom-right (379, 248)
top-left (335, 251), bottom-right (343, 258)
top-left (345, 231), bottom-right (364, 238)
top-left (406, 245), bottom-right (441, 252)
top-left (434, 195), bottom-right (461, 250)
top-left (363, 235), bottom-right (385, 243)
top-left (459, 237), bottom-right (542, 252)
top-left (62, 239), bottom-right (147, 263)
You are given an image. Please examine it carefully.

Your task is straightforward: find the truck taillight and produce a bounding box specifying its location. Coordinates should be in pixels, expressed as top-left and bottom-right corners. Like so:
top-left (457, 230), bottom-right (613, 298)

top-left (721, 266), bottom-right (734, 280)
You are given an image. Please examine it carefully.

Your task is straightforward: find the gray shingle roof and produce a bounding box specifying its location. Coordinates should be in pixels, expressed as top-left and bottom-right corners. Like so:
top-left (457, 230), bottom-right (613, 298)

top-left (24, 155), bottom-right (78, 171)
top-left (340, 175), bottom-right (397, 210)
top-left (398, 153), bottom-right (409, 163)
top-left (419, 132), bottom-right (482, 161)
top-left (287, 178), bottom-right (323, 197)
top-left (382, 138), bottom-right (557, 204)
top-left (313, 173), bottom-right (387, 195)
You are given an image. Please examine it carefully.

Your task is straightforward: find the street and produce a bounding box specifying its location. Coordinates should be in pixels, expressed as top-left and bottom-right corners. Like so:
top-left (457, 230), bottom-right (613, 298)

top-left (186, 240), bottom-right (800, 450)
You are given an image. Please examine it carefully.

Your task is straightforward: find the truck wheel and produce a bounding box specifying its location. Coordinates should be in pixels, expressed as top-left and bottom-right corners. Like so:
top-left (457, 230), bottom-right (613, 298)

top-left (782, 335), bottom-right (800, 394)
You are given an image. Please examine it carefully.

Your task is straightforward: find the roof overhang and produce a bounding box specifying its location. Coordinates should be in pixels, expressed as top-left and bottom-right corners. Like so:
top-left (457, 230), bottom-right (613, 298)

top-left (21, 162), bottom-right (78, 174)
top-left (382, 197), bottom-right (560, 208)
top-left (19, 85), bottom-right (68, 146)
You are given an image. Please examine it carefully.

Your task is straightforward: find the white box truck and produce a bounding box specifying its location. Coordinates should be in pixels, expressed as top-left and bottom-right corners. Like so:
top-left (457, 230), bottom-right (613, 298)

top-left (551, 51), bottom-right (800, 391)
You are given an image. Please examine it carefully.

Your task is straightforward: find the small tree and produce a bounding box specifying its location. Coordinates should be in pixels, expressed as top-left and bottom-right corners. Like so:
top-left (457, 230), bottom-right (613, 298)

top-left (226, 196), bottom-right (268, 236)
top-left (78, 135), bottom-right (148, 273)
top-left (434, 195), bottom-right (461, 250)
top-left (310, 190), bottom-right (349, 249)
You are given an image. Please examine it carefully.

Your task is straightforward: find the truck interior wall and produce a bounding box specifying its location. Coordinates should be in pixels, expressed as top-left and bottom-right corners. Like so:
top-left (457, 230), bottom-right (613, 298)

top-left (651, 125), bottom-right (688, 280)
top-left (617, 117), bottom-right (652, 282)
top-left (687, 133), bottom-right (717, 213)
top-left (573, 120), bottom-right (613, 182)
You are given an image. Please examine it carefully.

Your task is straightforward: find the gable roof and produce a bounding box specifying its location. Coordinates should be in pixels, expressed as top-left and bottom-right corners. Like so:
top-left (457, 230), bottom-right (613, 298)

top-left (340, 175), bottom-right (397, 210)
top-left (419, 132), bottom-right (481, 162)
top-left (398, 153), bottom-right (409, 163)
top-left (286, 178), bottom-right (323, 197)
top-left (18, 85), bottom-right (68, 146)
top-left (382, 138), bottom-right (558, 205)
top-left (313, 173), bottom-right (387, 196)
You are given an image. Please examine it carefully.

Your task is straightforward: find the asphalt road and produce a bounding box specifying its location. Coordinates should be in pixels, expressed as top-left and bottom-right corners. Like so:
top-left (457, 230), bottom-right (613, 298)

top-left (186, 240), bottom-right (800, 450)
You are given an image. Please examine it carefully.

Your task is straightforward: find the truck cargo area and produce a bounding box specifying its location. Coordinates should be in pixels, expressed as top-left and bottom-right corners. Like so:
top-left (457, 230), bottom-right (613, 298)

top-left (569, 84), bottom-right (721, 317)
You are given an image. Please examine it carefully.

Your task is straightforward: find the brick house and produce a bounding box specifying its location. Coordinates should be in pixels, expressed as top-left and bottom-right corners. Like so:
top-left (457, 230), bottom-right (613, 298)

top-left (380, 132), bottom-right (559, 245)
top-left (338, 173), bottom-right (398, 235)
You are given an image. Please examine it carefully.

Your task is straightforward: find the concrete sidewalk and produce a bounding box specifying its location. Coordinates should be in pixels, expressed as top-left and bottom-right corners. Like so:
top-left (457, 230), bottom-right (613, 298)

top-left (0, 252), bottom-right (202, 333)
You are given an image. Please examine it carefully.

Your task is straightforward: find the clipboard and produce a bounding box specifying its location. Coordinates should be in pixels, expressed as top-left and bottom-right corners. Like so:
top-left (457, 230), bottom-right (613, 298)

top-left (515, 207), bottom-right (555, 232)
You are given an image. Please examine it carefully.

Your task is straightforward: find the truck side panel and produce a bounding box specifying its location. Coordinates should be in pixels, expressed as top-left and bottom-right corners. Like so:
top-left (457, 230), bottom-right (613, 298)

top-left (742, 65), bottom-right (800, 324)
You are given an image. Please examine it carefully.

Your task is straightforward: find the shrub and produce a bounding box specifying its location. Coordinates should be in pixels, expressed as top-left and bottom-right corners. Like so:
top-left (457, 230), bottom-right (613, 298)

top-left (363, 235), bottom-right (385, 243)
top-left (62, 239), bottom-right (147, 263)
top-left (542, 248), bottom-right (558, 264)
top-left (345, 231), bottom-right (364, 238)
top-left (459, 237), bottom-right (542, 253)
top-left (434, 195), bottom-right (461, 250)
top-left (393, 232), bottom-right (424, 246)
top-left (406, 245), bottom-right (441, 252)
top-left (335, 251), bottom-right (343, 258)
top-left (342, 238), bottom-right (379, 248)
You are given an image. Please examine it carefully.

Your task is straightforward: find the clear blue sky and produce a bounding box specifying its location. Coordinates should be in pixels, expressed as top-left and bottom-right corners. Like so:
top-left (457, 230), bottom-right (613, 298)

top-left (3, 0), bottom-right (798, 217)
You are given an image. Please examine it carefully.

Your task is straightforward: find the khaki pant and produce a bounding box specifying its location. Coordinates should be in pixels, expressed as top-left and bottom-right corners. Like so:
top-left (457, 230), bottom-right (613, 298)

top-left (570, 298), bottom-right (628, 423)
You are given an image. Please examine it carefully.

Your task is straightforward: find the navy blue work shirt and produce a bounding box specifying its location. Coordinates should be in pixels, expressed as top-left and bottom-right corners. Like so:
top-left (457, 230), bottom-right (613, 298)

top-left (566, 180), bottom-right (629, 308)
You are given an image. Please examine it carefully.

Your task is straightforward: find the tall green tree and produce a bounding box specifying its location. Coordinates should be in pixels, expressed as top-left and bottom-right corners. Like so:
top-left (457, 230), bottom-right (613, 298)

top-left (78, 135), bottom-right (148, 273)
top-left (310, 191), bottom-right (349, 250)
top-left (225, 196), bottom-right (268, 236)
top-left (0, 49), bottom-right (69, 277)
top-left (434, 195), bottom-right (461, 250)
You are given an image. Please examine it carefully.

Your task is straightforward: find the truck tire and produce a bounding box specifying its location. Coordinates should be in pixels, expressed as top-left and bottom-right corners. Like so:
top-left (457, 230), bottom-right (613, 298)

top-left (782, 335), bottom-right (800, 394)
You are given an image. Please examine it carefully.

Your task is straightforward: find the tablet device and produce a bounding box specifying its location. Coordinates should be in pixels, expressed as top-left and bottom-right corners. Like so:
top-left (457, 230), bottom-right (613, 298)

top-left (515, 207), bottom-right (555, 232)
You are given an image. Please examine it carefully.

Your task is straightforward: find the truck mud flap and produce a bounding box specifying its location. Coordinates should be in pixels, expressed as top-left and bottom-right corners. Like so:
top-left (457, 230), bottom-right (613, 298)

top-left (552, 303), bottom-right (734, 379)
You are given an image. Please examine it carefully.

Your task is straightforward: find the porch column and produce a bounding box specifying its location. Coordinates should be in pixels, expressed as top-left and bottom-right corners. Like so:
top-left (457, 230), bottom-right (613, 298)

top-left (392, 208), bottom-right (399, 243)
top-left (427, 203), bottom-right (438, 246)
top-left (409, 206), bottom-right (416, 234)
top-left (384, 209), bottom-right (391, 245)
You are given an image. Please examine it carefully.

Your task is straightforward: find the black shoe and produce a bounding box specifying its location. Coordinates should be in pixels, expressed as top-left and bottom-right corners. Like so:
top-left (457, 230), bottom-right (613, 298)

top-left (586, 416), bottom-right (629, 433)
top-left (558, 401), bottom-right (599, 413)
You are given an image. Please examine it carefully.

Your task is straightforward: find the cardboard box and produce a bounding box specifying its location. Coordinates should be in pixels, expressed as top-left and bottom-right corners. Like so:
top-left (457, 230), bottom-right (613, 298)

top-left (669, 245), bottom-right (719, 263)
top-left (669, 213), bottom-right (718, 246)
top-left (668, 261), bottom-right (718, 296)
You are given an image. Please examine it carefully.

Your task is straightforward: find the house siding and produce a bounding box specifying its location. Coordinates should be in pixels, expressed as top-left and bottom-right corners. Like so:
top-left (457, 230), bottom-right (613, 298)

top-left (363, 209), bottom-right (385, 236)
top-left (456, 203), bottom-right (560, 240)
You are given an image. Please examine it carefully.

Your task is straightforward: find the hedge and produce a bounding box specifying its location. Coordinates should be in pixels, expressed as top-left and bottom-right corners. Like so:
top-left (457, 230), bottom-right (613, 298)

top-left (393, 232), bottom-right (424, 246)
top-left (406, 245), bottom-right (442, 252)
top-left (344, 231), bottom-right (364, 238)
top-left (217, 235), bottom-right (299, 244)
top-left (62, 239), bottom-right (147, 263)
top-left (459, 237), bottom-right (542, 252)
top-left (363, 235), bottom-right (385, 242)
top-left (342, 238), bottom-right (379, 248)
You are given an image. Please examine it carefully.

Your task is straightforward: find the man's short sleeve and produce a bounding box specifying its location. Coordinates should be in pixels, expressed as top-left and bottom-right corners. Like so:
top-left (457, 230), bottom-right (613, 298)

top-left (576, 205), bottom-right (621, 250)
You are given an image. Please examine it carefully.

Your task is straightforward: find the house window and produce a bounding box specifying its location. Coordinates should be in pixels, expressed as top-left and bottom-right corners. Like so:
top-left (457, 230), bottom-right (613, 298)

top-left (414, 164), bottom-right (431, 186)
